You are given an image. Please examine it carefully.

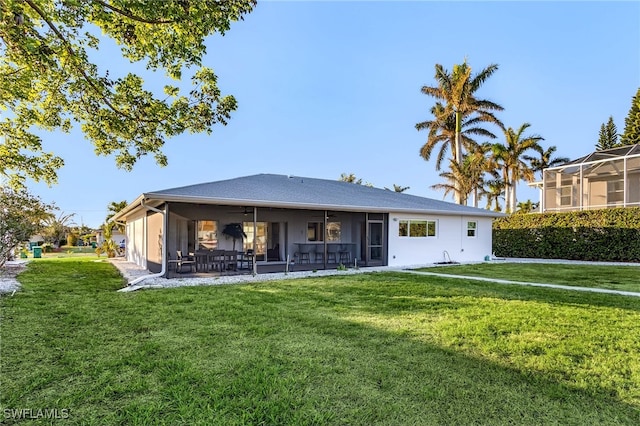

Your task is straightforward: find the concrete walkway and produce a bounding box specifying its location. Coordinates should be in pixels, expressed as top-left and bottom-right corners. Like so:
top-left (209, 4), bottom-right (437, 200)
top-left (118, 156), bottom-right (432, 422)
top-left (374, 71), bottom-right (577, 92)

top-left (405, 270), bottom-right (640, 298)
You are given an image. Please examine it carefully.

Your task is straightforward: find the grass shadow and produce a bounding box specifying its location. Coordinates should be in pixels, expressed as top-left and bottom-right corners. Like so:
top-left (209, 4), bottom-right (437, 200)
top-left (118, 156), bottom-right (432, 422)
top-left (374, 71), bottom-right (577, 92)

top-left (2, 263), bottom-right (639, 424)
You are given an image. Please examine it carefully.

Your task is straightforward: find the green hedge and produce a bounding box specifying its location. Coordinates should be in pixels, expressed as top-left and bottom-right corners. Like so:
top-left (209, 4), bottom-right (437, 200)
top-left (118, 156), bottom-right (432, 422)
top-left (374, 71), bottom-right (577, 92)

top-left (492, 208), bottom-right (640, 262)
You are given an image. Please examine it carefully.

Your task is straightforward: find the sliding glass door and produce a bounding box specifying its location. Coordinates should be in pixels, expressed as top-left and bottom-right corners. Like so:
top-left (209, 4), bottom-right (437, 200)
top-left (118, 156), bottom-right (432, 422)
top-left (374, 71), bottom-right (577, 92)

top-left (243, 222), bottom-right (267, 261)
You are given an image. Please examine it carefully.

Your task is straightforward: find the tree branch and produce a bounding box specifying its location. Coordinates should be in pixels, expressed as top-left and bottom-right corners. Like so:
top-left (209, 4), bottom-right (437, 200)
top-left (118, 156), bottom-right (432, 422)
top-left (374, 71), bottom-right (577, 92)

top-left (24, 1), bottom-right (126, 115)
top-left (0, 66), bottom-right (27, 78)
top-left (24, 0), bottom-right (165, 125)
top-left (94, 0), bottom-right (177, 24)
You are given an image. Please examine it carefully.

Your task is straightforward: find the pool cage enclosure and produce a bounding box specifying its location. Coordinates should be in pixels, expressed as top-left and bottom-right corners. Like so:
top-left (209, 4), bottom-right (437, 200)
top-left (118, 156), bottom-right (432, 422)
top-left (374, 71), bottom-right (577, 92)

top-left (542, 144), bottom-right (640, 212)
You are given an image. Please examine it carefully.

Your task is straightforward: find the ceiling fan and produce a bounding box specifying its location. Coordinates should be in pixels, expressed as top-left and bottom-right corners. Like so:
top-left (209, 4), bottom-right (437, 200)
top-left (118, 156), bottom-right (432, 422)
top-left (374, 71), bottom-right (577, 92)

top-left (310, 213), bottom-right (337, 219)
top-left (224, 206), bottom-right (254, 215)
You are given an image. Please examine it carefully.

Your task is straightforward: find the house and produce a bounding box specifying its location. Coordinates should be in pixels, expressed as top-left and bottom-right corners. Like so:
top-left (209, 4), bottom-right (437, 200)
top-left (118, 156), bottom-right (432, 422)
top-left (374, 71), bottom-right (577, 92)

top-left (536, 144), bottom-right (640, 213)
top-left (111, 174), bottom-right (503, 276)
top-left (95, 229), bottom-right (126, 246)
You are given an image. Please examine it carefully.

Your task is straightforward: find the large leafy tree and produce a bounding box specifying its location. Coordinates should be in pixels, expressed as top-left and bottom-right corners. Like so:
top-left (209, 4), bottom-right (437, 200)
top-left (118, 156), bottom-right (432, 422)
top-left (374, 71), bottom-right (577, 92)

top-left (620, 87), bottom-right (640, 146)
top-left (417, 60), bottom-right (503, 203)
top-left (0, 186), bottom-right (54, 267)
top-left (492, 123), bottom-right (544, 213)
top-left (0, 0), bottom-right (255, 188)
top-left (595, 116), bottom-right (620, 150)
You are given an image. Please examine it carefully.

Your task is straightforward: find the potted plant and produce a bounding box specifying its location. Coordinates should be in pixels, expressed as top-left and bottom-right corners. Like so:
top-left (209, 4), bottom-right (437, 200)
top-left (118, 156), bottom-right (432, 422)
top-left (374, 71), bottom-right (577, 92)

top-left (221, 223), bottom-right (246, 251)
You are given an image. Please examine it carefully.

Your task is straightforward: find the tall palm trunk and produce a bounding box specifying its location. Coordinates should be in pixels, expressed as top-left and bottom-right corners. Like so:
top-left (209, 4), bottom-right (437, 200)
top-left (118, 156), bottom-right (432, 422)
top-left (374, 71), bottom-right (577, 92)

top-left (454, 111), bottom-right (463, 204)
top-left (509, 177), bottom-right (518, 213)
top-left (502, 169), bottom-right (510, 213)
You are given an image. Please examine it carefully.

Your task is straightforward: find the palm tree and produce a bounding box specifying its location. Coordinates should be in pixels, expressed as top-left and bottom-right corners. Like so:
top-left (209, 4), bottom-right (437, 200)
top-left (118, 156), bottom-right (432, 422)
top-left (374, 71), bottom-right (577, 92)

top-left (417, 60), bottom-right (504, 203)
top-left (516, 200), bottom-right (539, 214)
top-left (431, 160), bottom-right (474, 205)
top-left (464, 142), bottom-right (496, 208)
top-left (42, 212), bottom-right (76, 247)
top-left (482, 178), bottom-right (505, 212)
top-left (339, 173), bottom-right (373, 187)
top-left (524, 145), bottom-right (569, 179)
top-left (492, 123), bottom-right (544, 213)
top-left (105, 200), bottom-right (128, 232)
top-left (417, 103), bottom-right (499, 171)
top-left (385, 184), bottom-right (410, 193)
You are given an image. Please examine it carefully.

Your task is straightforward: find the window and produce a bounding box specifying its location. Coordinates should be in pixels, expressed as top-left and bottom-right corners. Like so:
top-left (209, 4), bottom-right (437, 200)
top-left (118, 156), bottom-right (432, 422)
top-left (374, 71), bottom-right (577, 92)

top-left (410, 221), bottom-right (428, 237)
top-left (399, 220), bottom-right (436, 237)
top-left (197, 220), bottom-right (217, 249)
top-left (467, 221), bottom-right (477, 237)
top-left (560, 176), bottom-right (573, 207)
top-left (560, 186), bottom-right (572, 206)
top-left (307, 222), bottom-right (323, 242)
top-left (307, 222), bottom-right (341, 242)
top-left (399, 221), bottom-right (408, 237)
top-left (607, 180), bottom-right (624, 205)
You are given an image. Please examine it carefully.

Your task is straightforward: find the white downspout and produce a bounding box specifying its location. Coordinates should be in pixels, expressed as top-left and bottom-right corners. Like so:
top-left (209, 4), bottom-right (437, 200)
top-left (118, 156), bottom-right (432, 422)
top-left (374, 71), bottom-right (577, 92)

top-left (128, 199), bottom-right (167, 286)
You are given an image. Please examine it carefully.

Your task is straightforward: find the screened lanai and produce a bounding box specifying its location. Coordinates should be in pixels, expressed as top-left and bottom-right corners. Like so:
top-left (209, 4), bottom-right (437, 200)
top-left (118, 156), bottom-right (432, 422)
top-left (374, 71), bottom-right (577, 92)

top-left (542, 144), bottom-right (640, 212)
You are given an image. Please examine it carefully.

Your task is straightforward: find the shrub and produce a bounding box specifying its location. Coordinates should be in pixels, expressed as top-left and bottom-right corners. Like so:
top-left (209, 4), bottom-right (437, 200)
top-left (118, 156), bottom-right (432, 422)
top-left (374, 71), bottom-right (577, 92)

top-left (67, 233), bottom-right (78, 246)
top-left (493, 208), bottom-right (640, 262)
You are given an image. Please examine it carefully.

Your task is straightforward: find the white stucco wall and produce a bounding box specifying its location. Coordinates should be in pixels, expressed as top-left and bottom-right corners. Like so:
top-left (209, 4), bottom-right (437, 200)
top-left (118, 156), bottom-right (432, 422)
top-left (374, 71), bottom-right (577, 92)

top-left (124, 203), bottom-right (496, 271)
top-left (387, 213), bottom-right (494, 266)
top-left (126, 210), bottom-right (147, 269)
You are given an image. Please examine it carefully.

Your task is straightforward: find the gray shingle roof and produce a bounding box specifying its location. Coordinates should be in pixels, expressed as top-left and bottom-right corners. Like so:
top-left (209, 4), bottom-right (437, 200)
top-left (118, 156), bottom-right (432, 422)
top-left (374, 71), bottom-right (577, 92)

top-left (561, 143), bottom-right (640, 167)
top-left (143, 174), bottom-right (502, 217)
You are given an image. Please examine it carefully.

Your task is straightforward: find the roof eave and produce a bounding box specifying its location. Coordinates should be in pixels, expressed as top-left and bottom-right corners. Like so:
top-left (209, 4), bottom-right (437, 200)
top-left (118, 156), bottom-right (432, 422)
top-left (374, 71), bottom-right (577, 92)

top-left (136, 193), bottom-right (504, 218)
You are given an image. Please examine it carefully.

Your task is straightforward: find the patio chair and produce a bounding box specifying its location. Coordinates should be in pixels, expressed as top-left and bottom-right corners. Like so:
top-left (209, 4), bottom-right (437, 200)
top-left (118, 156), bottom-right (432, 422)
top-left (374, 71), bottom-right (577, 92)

top-left (238, 249), bottom-right (254, 270)
top-left (194, 250), bottom-right (212, 272)
top-left (327, 244), bottom-right (338, 264)
top-left (176, 250), bottom-right (196, 273)
top-left (210, 249), bottom-right (225, 272)
top-left (224, 250), bottom-right (238, 271)
top-left (298, 244), bottom-right (311, 263)
top-left (339, 244), bottom-right (351, 264)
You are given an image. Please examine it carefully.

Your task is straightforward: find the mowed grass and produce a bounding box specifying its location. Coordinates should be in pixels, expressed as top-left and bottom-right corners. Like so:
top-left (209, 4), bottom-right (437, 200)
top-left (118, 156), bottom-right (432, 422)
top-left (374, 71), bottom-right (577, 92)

top-left (420, 262), bottom-right (640, 293)
top-left (1, 259), bottom-right (640, 425)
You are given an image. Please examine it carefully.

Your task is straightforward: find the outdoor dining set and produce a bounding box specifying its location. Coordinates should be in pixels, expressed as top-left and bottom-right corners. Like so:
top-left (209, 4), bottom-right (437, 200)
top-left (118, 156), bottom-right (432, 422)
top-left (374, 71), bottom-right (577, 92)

top-left (294, 243), bottom-right (354, 264)
top-left (172, 249), bottom-right (254, 274)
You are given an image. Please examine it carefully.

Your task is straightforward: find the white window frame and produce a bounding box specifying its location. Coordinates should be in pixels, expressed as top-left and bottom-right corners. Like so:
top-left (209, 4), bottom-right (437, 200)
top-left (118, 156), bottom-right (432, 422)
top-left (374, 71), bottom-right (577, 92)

top-left (466, 221), bottom-right (477, 238)
top-left (398, 219), bottom-right (437, 238)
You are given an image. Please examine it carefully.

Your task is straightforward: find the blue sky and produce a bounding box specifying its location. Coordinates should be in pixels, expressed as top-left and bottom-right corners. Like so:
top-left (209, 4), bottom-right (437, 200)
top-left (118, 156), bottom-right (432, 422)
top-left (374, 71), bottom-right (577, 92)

top-left (27, 1), bottom-right (640, 228)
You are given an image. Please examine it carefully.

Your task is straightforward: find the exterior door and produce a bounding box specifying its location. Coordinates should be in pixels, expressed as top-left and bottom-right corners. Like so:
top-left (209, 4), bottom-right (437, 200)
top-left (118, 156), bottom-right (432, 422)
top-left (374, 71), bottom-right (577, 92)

top-left (243, 222), bottom-right (267, 261)
top-left (367, 221), bottom-right (384, 266)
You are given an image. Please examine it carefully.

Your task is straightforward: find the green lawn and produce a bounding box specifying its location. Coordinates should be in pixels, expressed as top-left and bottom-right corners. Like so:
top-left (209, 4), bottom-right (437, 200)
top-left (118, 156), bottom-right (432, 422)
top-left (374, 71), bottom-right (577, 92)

top-left (417, 263), bottom-right (640, 293)
top-left (1, 259), bottom-right (640, 424)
